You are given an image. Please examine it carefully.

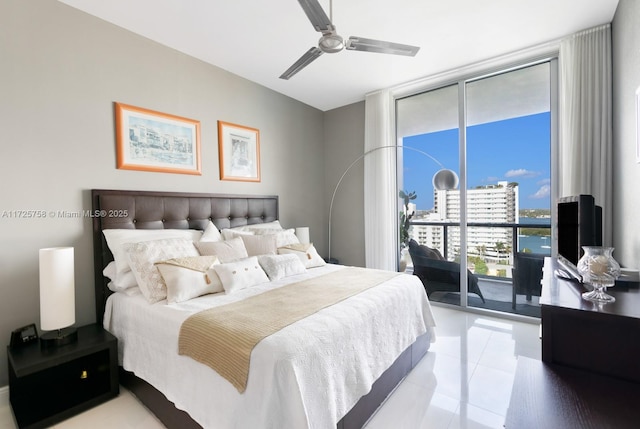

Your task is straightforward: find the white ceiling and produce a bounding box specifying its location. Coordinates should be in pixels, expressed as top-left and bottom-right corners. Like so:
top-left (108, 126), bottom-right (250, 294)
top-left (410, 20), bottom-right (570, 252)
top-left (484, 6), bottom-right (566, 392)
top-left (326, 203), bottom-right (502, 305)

top-left (58, 0), bottom-right (618, 112)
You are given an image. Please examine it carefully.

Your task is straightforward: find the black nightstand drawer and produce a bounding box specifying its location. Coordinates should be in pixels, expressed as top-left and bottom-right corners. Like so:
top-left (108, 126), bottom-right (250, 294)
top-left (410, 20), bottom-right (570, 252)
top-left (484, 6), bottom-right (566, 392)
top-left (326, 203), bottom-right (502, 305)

top-left (8, 324), bottom-right (118, 429)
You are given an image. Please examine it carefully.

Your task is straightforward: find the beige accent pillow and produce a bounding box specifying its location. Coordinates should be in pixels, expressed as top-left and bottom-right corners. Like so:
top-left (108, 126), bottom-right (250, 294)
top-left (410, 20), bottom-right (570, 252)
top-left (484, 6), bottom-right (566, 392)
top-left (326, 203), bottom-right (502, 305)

top-left (258, 254), bottom-right (306, 281)
top-left (156, 256), bottom-right (223, 303)
top-left (126, 238), bottom-right (200, 303)
top-left (240, 234), bottom-right (277, 257)
top-left (195, 237), bottom-right (249, 263)
top-left (213, 257), bottom-right (270, 294)
top-left (278, 243), bottom-right (326, 268)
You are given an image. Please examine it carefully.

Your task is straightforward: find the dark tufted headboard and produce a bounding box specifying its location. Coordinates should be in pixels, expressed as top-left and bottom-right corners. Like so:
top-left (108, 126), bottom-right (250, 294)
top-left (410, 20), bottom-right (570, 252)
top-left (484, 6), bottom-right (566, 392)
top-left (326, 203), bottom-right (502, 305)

top-left (91, 189), bottom-right (278, 322)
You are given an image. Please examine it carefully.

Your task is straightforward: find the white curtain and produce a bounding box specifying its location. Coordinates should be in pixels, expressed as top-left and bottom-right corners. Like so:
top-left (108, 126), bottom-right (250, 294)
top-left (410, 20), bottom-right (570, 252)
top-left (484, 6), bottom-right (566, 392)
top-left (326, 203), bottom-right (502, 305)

top-left (364, 90), bottom-right (397, 270)
top-left (559, 24), bottom-right (612, 245)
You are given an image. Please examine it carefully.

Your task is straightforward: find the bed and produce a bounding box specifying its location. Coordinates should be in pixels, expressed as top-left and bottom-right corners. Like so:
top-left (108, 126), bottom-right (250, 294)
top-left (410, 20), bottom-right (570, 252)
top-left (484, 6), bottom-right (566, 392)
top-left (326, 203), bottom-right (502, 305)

top-left (91, 189), bottom-right (435, 429)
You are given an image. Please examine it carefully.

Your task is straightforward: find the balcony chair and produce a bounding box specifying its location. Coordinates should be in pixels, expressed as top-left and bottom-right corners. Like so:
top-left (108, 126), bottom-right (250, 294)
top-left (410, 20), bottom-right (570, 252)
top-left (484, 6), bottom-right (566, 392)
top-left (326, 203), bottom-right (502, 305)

top-left (408, 240), bottom-right (485, 303)
top-left (511, 252), bottom-right (545, 309)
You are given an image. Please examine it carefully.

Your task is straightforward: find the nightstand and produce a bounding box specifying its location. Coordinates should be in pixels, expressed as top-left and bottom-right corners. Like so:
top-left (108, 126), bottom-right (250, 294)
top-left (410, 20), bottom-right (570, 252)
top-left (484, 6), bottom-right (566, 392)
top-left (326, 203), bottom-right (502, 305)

top-left (7, 324), bottom-right (118, 429)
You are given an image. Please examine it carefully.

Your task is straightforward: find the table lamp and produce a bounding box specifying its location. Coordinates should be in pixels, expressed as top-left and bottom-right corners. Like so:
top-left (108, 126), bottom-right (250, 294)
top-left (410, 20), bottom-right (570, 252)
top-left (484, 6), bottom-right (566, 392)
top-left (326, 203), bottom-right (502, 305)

top-left (39, 247), bottom-right (78, 348)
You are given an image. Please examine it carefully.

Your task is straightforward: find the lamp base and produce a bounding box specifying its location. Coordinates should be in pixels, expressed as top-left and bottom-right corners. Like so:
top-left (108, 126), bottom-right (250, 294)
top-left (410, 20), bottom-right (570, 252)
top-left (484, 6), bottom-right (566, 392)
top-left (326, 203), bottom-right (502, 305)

top-left (40, 327), bottom-right (78, 349)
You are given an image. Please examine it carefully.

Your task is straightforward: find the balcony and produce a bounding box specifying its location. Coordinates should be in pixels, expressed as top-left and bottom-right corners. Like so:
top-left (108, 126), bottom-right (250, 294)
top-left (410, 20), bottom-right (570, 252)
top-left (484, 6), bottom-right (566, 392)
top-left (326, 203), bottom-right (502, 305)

top-left (406, 220), bottom-right (550, 318)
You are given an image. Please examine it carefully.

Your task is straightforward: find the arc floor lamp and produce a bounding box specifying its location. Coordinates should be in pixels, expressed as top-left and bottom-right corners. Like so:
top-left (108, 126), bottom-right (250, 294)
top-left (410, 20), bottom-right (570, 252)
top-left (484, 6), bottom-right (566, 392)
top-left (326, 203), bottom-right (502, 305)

top-left (327, 144), bottom-right (459, 264)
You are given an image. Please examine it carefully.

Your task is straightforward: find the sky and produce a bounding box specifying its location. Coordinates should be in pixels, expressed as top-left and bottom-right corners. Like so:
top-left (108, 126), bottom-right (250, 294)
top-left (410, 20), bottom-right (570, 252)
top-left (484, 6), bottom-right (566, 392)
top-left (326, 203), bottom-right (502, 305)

top-left (402, 112), bottom-right (551, 211)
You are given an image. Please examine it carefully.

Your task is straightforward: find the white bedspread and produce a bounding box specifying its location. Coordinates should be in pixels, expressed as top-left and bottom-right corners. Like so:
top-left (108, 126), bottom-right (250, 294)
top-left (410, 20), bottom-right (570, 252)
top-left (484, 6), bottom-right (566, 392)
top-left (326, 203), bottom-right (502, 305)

top-left (104, 264), bottom-right (436, 429)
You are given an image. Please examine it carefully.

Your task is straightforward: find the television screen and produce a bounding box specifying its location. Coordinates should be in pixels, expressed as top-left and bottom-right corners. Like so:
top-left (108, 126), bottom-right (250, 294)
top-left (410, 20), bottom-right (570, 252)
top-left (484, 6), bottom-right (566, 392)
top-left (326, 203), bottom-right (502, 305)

top-left (557, 195), bottom-right (602, 266)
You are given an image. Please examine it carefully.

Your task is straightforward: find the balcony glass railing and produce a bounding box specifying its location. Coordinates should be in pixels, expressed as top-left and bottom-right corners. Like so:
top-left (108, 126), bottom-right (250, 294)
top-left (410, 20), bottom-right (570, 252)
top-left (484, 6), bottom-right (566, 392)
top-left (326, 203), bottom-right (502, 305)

top-left (406, 220), bottom-right (551, 317)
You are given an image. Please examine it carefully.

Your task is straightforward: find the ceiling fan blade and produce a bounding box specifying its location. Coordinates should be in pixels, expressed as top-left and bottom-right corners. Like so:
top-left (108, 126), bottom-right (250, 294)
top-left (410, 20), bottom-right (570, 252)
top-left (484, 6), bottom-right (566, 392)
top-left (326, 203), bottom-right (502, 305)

top-left (279, 47), bottom-right (324, 80)
top-left (297, 0), bottom-right (335, 33)
top-left (346, 37), bottom-right (420, 56)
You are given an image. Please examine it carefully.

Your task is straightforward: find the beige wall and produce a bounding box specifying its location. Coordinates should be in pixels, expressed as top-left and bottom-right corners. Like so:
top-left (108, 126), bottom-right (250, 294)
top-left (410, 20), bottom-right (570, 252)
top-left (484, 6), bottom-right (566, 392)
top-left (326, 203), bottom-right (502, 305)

top-left (0, 0), bottom-right (324, 386)
top-left (612, 0), bottom-right (640, 268)
top-left (324, 102), bottom-right (366, 267)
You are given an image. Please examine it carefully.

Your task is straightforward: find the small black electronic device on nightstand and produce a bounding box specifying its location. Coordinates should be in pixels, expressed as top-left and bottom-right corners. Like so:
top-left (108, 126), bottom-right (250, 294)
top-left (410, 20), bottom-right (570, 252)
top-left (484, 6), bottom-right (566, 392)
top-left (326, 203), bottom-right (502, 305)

top-left (9, 324), bottom-right (39, 349)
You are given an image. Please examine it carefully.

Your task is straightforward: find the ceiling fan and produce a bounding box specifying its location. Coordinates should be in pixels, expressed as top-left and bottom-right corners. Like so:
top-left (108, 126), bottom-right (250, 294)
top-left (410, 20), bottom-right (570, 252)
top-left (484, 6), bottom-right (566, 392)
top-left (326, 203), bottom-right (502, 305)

top-left (279, 0), bottom-right (420, 80)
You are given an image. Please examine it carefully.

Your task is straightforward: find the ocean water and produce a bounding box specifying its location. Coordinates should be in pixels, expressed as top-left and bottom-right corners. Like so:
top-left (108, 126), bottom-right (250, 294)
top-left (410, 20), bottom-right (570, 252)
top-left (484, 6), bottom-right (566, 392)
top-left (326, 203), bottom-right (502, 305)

top-left (518, 217), bottom-right (551, 255)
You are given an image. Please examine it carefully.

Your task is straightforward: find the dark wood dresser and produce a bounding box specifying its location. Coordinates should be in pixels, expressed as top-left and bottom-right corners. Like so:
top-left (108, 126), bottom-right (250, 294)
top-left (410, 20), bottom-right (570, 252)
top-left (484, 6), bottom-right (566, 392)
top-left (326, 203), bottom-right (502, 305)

top-left (539, 257), bottom-right (640, 382)
top-left (505, 258), bottom-right (640, 428)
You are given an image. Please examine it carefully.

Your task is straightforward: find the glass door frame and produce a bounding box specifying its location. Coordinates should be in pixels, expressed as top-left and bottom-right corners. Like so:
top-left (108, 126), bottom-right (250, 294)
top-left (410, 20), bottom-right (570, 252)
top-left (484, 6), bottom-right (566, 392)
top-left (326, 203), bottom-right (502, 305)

top-left (393, 53), bottom-right (559, 318)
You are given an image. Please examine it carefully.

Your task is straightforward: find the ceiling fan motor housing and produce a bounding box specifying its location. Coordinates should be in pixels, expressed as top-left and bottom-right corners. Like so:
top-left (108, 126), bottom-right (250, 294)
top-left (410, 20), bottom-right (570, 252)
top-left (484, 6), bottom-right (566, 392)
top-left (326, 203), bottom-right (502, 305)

top-left (319, 32), bottom-right (344, 53)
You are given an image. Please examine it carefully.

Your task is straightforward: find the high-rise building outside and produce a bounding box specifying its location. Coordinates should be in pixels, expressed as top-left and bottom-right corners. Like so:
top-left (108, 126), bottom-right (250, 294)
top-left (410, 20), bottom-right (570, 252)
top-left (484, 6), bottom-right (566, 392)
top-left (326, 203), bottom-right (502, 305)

top-left (409, 181), bottom-right (519, 261)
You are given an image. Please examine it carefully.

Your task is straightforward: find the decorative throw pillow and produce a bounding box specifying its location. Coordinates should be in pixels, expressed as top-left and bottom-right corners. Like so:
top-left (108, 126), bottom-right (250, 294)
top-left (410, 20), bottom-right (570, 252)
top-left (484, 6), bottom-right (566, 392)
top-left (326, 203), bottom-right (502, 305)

top-left (240, 234), bottom-right (278, 257)
top-left (195, 237), bottom-right (249, 263)
top-left (213, 257), bottom-right (270, 294)
top-left (278, 243), bottom-right (326, 268)
top-left (103, 229), bottom-right (203, 280)
top-left (156, 256), bottom-right (223, 303)
top-left (252, 228), bottom-right (300, 248)
top-left (258, 254), bottom-right (306, 281)
top-left (221, 228), bottom-right (255, 241)
top-left (200, 221), bottom-right (223, 242)
top-left (125, 238), bottom-right (199, 304)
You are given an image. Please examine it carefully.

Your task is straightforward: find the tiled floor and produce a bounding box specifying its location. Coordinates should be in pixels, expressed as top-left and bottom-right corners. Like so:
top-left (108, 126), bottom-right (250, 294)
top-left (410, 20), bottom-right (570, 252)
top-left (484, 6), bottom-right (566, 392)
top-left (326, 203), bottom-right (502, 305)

top-left (364, 306), bottom-right (541, 429)
top-left (0, 306), bottom-right (540, 429)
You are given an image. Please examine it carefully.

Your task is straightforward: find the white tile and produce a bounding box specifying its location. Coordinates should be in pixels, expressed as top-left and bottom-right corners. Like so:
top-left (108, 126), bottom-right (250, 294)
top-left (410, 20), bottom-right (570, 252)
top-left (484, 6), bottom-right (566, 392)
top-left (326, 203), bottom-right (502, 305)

top-left (429, 325), bottom-right (493, 364)
top-left (477, 335), bottom-right (519, 374)
top-left (448, 402), bottom-right (506, 429)
top-left (466, 364), bottom-right (515, 416)
top-left (409, 352), bottom-right (477, 401)
top-left (364, 380), bottom-right (457, 429)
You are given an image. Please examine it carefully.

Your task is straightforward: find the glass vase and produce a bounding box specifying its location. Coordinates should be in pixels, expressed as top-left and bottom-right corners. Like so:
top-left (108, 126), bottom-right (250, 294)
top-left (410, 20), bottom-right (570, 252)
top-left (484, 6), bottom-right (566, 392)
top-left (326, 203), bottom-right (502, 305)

top-left (577, 246), bottom-right (621, 303)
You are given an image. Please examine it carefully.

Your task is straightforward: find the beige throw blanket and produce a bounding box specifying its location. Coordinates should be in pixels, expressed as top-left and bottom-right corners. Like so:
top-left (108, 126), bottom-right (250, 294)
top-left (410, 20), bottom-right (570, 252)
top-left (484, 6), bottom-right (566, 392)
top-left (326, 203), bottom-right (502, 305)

top-left (178, 267), bottom-right (398, 392)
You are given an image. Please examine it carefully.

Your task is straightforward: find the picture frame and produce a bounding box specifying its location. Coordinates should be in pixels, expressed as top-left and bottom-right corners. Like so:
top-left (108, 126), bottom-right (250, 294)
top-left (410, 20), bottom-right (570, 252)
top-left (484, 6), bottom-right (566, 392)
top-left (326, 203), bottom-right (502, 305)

top-left (217, 120), bottom-right (261, 182)
top-left (115, 102), bottom-right (201, 175)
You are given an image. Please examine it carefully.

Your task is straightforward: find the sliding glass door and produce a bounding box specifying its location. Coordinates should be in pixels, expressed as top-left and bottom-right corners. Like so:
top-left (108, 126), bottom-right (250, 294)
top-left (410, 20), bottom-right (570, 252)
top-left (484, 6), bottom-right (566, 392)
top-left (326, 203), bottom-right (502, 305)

top-left (397, 59), bottom-right (555, 318)
top-left (396, 84), bottom-right (460, 285)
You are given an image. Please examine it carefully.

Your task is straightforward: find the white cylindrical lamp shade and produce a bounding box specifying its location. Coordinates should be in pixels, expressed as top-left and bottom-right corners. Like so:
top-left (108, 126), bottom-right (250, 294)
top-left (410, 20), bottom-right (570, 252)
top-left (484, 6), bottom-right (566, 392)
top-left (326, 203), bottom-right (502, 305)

top-left (295, 227), bottom-right (310, 244)
top-left (39, 247), bottom-right (75, 331)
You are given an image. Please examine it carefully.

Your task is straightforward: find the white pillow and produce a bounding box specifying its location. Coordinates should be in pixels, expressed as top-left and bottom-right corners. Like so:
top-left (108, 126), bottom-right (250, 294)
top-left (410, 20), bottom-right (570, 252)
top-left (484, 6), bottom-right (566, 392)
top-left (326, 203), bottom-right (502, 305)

top-left (113, 286), bottom-right (142, 296)
top-left (240, 234), bottom-right (277, 257)
top-left (214, 257), bottom-right (269, 294)
top-left (221, 228), bottom-right (255, 241)
top-left (103, 229), bottom-right (203, 280)
top-left (252, 228), bottom-right (300, 248)
top-left (126, 238), bottom-right (199, 303)
top-left (103, 261), bottom-right (138, 292)
top-left (103, 261), bottom-right (117, 280)
top-left (195, 237), bottom-right (249, 263)
top-left (278, 243), bottom-right (326, 268)
top-left (258, 254), bottom-right (306, 281)
top-left (200, 221), bottom-right (223, 242)
top-left (156, 256), bottom-right (223, 303)
top-left (231, 220), bottom-right (283, 231)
